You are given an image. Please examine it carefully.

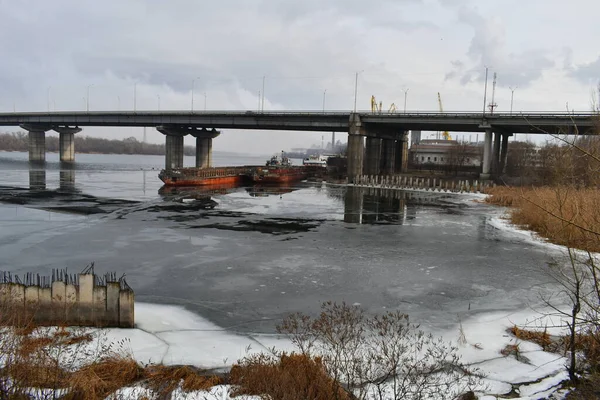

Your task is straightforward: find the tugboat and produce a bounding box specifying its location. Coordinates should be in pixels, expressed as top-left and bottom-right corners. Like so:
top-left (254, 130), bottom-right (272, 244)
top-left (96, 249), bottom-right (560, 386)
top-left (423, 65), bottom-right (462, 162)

top-left (251, 152), bottom-right (307, 184)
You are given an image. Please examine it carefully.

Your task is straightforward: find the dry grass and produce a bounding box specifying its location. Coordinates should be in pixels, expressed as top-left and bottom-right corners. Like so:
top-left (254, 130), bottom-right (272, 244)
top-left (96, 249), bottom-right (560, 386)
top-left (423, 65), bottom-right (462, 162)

top-left (66, 357), bottom-right (144, 400)
top-left (485, 186), bottom-right (600, 252)
top-left (230, 352), bottom-right (352, 400)
top-left (510, 326), bottom-right (554, 351)
top-left (510, 326), bottom-right (600, 368)
top-left (143, 365), bottom-right (224, 395)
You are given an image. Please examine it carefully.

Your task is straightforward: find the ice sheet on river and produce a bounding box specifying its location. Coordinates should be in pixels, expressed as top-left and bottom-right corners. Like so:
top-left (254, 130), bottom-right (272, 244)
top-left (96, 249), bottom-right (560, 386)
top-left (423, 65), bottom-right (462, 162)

top-left (94, 303), bottom-right (569, 399)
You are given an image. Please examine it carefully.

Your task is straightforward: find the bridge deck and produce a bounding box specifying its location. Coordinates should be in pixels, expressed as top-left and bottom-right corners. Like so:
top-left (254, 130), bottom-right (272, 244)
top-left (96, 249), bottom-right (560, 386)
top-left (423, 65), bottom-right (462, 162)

top-left (0, 111), bottom-right (596, 134)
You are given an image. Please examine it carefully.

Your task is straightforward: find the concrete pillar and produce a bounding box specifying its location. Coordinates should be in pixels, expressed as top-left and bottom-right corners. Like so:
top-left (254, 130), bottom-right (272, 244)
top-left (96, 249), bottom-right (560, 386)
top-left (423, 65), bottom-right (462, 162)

top-left (395, 132), bottom-right (409, 173)
top-left (499, 133), bottom-right (511, 174)
top-left (119, 289), bottom-right (135, 328)
top-left (381, 139), bottom-right (396, 175)
top-left (492, 132), bottom-right (502, 175)
top-left (192, 129), bottom-right (220, 168)
top-left (481, 129), bottom-right (493, 179)
top-left (165, 135), bottom-right (185, 170)
top-left (347, 113), bottom-right (365, 182)
top-left (53, 127), bottom-right (82, 162)
top-left (28, 131), bottom-right (46, 162)
top-left (364, 137), bottom-right (381, 175)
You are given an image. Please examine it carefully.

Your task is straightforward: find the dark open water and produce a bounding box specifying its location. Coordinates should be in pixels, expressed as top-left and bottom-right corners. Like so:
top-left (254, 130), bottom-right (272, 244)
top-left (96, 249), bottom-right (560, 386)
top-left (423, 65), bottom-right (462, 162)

top-left (0, 151), bottom-right (556, 333)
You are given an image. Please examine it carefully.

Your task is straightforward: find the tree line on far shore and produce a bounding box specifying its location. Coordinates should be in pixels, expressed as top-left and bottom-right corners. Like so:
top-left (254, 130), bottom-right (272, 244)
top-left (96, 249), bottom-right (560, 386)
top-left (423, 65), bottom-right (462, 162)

top-left (0, 132), bottom-right (196, 156)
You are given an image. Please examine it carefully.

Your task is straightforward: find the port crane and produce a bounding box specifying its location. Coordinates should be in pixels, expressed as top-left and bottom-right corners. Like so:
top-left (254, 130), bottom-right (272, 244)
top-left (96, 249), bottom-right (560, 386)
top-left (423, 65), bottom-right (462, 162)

top-left (437, 92), bottom-right (451, 140)
top-left (371, 95), bottom-right (397, 113)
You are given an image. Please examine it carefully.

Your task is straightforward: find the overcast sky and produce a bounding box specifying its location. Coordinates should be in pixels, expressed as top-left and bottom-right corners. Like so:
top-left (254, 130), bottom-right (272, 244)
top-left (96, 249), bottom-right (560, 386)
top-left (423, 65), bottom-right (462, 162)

top-left (1, 0), bottom-right (599, 153)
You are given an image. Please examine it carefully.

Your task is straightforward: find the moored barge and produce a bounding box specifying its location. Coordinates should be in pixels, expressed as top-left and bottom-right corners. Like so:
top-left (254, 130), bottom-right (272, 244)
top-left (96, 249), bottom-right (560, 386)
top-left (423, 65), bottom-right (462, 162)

top-left (158, 166), bottom-right (254, 186)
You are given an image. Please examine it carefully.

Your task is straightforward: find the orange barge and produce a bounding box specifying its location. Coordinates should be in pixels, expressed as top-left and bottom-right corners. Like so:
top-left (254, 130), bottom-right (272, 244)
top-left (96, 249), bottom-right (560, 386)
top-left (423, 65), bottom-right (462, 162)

top-left (158, 166), bottom-right (254, 187)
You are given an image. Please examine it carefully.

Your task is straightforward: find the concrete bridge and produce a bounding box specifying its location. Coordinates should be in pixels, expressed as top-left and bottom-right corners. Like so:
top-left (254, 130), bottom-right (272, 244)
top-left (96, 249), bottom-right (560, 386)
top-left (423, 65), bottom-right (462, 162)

top-left (0, 111), bottom-right (596, 179)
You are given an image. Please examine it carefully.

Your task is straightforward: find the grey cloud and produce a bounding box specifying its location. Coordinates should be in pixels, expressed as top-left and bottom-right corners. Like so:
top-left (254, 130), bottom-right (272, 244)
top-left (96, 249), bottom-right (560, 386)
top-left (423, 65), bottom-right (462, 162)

top-left (446, 6), bottom-right (555, 88)
top-left (569, 57), bottom-right (600, 85)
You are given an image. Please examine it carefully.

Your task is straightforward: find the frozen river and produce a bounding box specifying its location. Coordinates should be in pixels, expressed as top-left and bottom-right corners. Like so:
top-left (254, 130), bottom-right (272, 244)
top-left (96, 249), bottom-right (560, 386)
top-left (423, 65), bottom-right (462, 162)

top-left (0, 151), bottom-right (557, 333)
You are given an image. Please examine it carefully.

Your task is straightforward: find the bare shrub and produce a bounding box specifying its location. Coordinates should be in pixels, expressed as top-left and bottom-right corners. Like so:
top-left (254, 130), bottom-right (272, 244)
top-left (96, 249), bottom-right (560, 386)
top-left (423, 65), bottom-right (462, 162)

top-left (276, 302), bottom-right (480, 400)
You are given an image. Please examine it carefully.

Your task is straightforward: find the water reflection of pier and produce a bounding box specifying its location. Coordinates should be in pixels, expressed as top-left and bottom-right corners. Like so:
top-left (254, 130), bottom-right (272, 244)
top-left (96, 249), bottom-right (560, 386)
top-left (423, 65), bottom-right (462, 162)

top-left (344, 186), bottom-right (450, 224)
top-left (28, 164), bottom-right (76, 191)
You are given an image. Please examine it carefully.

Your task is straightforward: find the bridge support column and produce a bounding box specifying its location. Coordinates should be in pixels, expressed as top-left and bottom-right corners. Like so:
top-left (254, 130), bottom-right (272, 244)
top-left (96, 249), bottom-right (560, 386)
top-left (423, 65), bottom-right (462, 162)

top-left (499, 133), bottom-right (511, 174)
top-left (54, 127), bottom-right (82, 162)
top-left (347, 113), bottom-right (365, 182)
top-left (492, 132), bottom-right (502, 175)
top-left (364, 137), bottom-right (381, 175)
top-left (481, 129), bottom-right (493, 180)
top-left (395, 132), bottom-right (409, 173)
top-left (381, 139), bottom-right (396, 175)
top-left (29, 131), bottom-right (46, 162)
top-left (191, 129), bottom-right (220, 168)
top-left (165, 135), bottom-right (185, 170)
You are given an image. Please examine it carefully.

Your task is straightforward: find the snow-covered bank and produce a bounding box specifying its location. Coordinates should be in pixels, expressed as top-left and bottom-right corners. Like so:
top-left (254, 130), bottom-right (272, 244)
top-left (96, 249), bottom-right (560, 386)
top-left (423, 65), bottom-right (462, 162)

top-left (90, 303), bottom-right (571, 399)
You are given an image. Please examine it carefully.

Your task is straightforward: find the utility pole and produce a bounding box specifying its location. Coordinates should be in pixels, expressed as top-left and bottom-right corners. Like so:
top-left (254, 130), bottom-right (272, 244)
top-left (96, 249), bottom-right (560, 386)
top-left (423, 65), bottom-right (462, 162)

top-left (482, 67), bottom-right (489, 116)
top-left (353, 72), bottom-right (359, 112)
top-left (509, 86), bottom-right (517, 114)
top-left (261, 76), bottom-right (265, 112)
top-left (488, 72), bottom-right (498, 114)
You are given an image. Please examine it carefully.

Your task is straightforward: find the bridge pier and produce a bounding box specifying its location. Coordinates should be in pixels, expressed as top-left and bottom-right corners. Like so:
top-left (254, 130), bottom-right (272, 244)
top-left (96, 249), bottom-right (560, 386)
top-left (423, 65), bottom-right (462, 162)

top-left (381, 138), bottom-right (396, 175)
top-left (20, 124), bottom-right (50, 163)
top-left (364, 137), bottom-right (381, 175)
top-left (492, 132), bottom-right (502, 175)
top-left (481, 129), bottom-right (493, 180)
top-left (191, 129), bottom-right (220, 168)
top-left (54, 127), bottom-right (82, 162)
top-left (499, 133), bottom-right (512, 174)
top-left (394, 132), bottom-right (409, 173)
top-left (347, 113), bottom-right (365, 182)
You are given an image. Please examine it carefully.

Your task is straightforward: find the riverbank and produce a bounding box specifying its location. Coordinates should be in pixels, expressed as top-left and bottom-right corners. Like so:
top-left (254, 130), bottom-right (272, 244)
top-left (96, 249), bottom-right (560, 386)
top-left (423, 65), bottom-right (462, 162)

top-left (0, 301), bottom-right (572, 399)
top-left (485, 186), bottom-right (600, 252)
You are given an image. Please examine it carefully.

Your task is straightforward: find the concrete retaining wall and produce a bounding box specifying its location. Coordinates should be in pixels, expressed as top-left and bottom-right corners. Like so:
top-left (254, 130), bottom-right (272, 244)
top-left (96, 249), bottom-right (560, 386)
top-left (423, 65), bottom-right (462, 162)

top-left (0, 270), bottom-right (134, 328)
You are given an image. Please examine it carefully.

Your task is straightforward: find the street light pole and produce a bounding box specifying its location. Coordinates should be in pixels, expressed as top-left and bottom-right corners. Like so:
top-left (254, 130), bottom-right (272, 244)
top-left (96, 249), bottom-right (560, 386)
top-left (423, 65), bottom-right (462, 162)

top-left (509, 86), bottom-right (517, 114)
top-left (157, 94), bottom-right (161, 111)
top-left (353, 72), bottom-right (359, 112)
top-left (402, 88), bottom-right (409, 113)
top-left (261, 76), bottom-right (265, 112)
top-left (86, 84), bottom-right (93, 112)
top-left (482, 66), bottom-right (489, 116)
top-left (204, 92), bottom-right (207, 111)
top-left (133, 83), bottom-right (137, 112)
top-left (322, 89), bottom-right (327, 113)
top-left (47, 87), bottom-right (51, 112)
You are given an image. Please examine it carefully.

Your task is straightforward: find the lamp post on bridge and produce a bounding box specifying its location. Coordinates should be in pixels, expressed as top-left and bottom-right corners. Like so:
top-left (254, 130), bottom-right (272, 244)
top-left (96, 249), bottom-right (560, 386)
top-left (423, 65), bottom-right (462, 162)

top-left (191, 77), bottom-right (201, 111)
top-left (353, 70), bottom-right (364, 112)
top-left (133, 82), bottom-right (137, 112)
top-left (322, 89), bottom-right (327, 113)
top-left (509, 86), bottom-right (517, 115)
top-left (402, 88), bottom-right (409, 113)
top-left (157, 94), bottom-right (161, 111)
top-left (86, 84), bottom-right (93, 112)
top-left (47, 86), bottom-right (51, 112)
